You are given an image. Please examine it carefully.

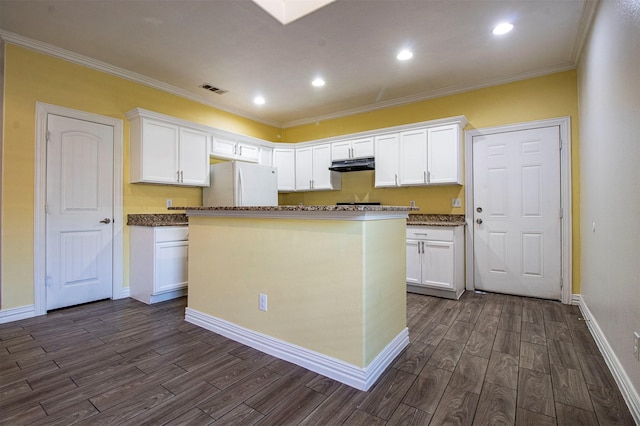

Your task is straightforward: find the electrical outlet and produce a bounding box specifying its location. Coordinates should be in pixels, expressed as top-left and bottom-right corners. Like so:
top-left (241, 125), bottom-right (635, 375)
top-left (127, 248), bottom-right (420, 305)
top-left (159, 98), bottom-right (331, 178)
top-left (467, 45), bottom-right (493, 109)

top-left (166, 199), bottom-right (172, 208)
top-left (451, 198), bottom-right (462, 208)
top-left (634, 332), bottom-right (640, 361)
top-left (410, 200), bottom-right (416, 208)
top-left (259, 294), bottom-right (268, 312)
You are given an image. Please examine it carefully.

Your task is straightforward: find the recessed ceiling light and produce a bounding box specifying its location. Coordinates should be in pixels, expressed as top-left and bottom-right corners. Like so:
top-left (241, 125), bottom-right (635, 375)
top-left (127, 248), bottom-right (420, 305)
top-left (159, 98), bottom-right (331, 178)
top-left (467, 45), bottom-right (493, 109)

top-left (492, 22), bottom-right (514, 35)
top-left (396, 49), bottom-right (413, 61)
top-left (312, 77), bottom-right (326, 87)
top-left (253, 96), bottom-right (266, 105)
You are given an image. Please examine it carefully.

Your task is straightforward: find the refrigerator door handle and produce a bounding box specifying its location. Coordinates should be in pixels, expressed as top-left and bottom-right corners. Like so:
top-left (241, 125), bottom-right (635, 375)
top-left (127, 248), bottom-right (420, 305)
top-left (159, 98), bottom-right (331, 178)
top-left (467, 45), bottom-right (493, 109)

top-left (237, 168), bottom-right (244, 206)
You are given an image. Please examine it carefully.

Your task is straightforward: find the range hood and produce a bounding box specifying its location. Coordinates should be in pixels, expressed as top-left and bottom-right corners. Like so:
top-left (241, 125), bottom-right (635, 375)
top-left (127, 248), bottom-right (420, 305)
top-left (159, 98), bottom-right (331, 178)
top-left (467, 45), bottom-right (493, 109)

top-left (328, 157), bottom-right (375, 172)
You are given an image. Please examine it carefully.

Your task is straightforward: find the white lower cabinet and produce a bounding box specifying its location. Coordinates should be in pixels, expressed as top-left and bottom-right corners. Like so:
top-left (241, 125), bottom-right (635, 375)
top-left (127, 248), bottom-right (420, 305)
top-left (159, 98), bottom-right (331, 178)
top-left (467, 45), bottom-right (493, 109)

top-left (406, 225), bottom-right (464, 299)
top-left (130, 226), bottom-right (188, 304)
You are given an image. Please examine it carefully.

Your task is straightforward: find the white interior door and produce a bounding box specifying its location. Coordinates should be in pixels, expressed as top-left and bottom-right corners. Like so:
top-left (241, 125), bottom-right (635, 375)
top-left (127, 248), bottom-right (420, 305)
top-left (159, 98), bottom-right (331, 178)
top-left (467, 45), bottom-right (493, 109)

top-left (46, 115), bottom-right (114, 310)
top-left (472, 126), bottom-right (562, 300)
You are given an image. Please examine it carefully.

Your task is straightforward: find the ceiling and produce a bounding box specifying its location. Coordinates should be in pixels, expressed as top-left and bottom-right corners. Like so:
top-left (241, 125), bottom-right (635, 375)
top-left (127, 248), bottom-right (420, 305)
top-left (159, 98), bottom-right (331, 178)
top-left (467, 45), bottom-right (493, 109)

top-left (0, 0), bottom-right (594, 128)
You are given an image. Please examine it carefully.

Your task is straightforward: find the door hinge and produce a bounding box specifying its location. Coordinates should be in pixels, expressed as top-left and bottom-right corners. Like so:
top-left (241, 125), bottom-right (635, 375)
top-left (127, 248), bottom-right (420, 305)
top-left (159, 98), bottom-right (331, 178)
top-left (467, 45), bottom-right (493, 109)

top-left (560, 208), bottom-right (563, 219)
top-left (560, 277), bottom-right (563, 289)
top-left (559, 138), bottom-right (563, 150)
top-left (46, 130), bottom-right (52, 142)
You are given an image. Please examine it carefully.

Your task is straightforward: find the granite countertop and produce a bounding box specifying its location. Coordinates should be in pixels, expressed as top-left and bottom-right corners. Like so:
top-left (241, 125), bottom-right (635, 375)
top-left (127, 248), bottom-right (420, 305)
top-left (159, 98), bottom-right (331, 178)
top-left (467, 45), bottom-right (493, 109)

top-left (169, 205), bottom-right (417, 212)
top-left (407, 214), bottom-right (466, 226)
top-left (128, 210), bottom-right (464, 226)
top-left (127, 213), bottom-right (188, 227)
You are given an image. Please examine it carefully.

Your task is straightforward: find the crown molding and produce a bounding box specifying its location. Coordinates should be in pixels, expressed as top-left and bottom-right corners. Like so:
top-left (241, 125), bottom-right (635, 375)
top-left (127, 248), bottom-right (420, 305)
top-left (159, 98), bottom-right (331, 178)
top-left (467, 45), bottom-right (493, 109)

top-left (0, 30), bottom-right (282, 129)
top-left (1, 28), bottom-right (582, 131)
top-left (570, 0), bottom-right (600, 65)
top-left (281, 63), bottom-right (576, 128)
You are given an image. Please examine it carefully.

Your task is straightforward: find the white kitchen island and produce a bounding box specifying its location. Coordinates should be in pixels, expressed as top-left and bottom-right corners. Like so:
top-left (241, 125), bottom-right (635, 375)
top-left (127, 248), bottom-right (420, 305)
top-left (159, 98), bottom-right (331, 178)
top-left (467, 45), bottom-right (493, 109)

top-left (179, 205), bottom-right (413, 390)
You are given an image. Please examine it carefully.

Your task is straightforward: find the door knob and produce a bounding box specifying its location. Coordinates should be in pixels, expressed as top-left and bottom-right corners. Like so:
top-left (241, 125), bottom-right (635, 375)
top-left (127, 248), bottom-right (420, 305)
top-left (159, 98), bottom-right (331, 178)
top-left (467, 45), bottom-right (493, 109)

top-left (476, 218), bottom-right (483, 224)
top-left (100, 218), bottom-right (111, 224)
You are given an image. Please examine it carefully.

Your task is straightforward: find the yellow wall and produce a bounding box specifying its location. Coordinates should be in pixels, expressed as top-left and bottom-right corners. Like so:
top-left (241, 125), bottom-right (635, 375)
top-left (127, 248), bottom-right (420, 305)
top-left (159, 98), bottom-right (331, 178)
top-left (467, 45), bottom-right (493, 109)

top-left (280, 71), bottom-right (581, 293)
top-left (1, 43), bottom-right (581, 310)
top-left (187, 215), bottom-right (406, 367)
top-left (1, 45), bottom-right (280, 309)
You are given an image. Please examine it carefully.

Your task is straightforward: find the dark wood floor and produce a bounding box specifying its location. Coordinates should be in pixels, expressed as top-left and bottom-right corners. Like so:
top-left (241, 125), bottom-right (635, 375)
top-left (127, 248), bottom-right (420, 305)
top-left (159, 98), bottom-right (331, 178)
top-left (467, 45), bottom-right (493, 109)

top-left (1, 291), bottom-right (635, 425)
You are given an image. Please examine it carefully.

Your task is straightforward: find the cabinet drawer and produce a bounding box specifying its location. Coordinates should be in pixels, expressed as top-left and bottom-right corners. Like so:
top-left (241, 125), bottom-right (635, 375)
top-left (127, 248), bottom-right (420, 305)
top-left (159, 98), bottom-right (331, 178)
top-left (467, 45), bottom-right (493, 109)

top-left (406, 227), bottom-right (453, 241)
top-left (155, 227), bottom-right (189, 242)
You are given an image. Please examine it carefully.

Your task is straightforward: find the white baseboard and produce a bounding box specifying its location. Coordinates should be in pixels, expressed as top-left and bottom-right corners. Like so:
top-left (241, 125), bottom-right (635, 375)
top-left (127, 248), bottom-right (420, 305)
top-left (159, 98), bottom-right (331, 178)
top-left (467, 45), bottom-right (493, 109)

top-left (185, 307), bottom-right (409, 391)
top-left (116, 286), bottom-right (130, 299)
top-left (0, 304), bottom-right (36, 324)
top-left (574, 294), bottom-right (640, 423)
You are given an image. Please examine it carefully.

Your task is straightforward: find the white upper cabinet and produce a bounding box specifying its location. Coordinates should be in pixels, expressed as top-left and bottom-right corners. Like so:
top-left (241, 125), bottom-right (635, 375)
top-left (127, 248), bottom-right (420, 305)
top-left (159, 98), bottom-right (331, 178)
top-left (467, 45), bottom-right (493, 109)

top-left (258, 145), bottom-right (273, 166)
top-left (331, 137), bottom-right (374, 161)
top-left (428, 124), bottom-right (462, 184)
top-left (374, 133), bottom-right (401, 188)
top-left (399, 123), bottom-right (463, 186)
top-left (296, 144), bottom-right (341, 191)
top-left (400, 129), bottom-right (429, 185)
top-left (128, 111), bottom-right (209, 187)
top-left (273, 148), bottom-right (296, 192)
top-left (178, 127), bottom-right (210, 186)
top-left (211, 137), bottom-right (259, 163)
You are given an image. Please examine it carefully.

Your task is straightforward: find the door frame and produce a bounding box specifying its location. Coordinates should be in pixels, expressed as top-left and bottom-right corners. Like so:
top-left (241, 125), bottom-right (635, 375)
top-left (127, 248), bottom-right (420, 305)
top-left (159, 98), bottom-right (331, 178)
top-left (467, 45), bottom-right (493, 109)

top-left (34, 102), bottom-right (124, 315)
top-left (464, 117), bottom-right (572, 304)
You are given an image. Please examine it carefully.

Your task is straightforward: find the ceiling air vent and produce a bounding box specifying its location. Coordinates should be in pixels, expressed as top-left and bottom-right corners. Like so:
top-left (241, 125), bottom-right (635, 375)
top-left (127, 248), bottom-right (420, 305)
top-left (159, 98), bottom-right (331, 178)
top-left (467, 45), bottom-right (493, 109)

top-left (199, 84), bottom-right (228, 95)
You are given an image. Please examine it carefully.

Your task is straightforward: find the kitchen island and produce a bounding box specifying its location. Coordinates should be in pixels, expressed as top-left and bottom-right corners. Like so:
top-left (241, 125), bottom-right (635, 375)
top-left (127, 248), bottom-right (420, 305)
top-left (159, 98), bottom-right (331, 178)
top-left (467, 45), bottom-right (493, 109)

top-left (177, 205), bottom-right (413, 390)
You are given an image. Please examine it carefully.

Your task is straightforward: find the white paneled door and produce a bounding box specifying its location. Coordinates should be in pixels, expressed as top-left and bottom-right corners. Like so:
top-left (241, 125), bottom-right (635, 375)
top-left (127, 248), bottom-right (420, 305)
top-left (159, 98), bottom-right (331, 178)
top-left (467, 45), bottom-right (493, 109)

top-left (46, 115), bottom-right (114, 310)
top-left (472, 126), bottom-right (562, 300)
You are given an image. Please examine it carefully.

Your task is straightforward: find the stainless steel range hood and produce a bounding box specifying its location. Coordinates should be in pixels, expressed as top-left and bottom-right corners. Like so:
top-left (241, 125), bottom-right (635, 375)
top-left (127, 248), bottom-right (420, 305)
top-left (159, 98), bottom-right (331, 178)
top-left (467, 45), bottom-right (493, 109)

top-left (328, 157), bottom-right (375, 172)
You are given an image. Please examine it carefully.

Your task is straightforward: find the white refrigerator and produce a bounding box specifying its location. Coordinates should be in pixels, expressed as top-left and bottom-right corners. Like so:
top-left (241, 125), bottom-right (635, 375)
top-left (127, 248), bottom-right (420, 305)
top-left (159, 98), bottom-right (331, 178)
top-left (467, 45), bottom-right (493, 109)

top-left (202, 161), bottom-right (278, 207)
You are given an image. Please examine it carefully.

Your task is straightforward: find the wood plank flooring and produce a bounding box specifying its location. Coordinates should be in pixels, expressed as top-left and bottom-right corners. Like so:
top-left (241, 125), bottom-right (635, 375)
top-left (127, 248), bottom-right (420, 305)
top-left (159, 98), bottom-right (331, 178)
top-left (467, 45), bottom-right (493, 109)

top-left (1, 292), bottom-right (635, 425)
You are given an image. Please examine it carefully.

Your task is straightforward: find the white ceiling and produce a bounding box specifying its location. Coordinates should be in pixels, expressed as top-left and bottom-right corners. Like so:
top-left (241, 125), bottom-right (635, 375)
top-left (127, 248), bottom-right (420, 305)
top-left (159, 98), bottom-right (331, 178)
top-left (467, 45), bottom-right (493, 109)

top-left (0, 0), bottom-right (594, 128)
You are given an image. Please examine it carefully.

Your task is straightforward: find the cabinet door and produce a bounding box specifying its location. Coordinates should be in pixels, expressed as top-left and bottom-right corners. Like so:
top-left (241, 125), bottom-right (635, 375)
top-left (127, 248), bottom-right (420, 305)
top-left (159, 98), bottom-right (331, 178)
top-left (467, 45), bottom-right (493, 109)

top-left (406, 239), bottom-right (422, 285)
top-left (211, 137), bottom-right (237, 159)
top-left (375, 133), bottom-right (400, 187)
top-left (273, 148), bottom-right (296, 191)
top-left (311, 144), bottom-right (333, 190)
top-left (258, 146), bottom-right (273, 166)
top-left (351, 137), bottom-right (374, 158)
top-left (155, 240), bottom-right (188, 293)
top-left (237, 142), bottom-right (260, 163)
top-left (141, 119), bottom-right (180, 183)
top-left (400, 129), bottom-right (428, 185)
top-left (331, 140), bottom-right (352, 161)
top-left (179, 127), bottom-right (209, 186)
top-left (295, 147), bottom-right (313, 190)
top-left (428, 124), bottom-right (461, 184)
top-left (422, 240), bottom-right (455, 289)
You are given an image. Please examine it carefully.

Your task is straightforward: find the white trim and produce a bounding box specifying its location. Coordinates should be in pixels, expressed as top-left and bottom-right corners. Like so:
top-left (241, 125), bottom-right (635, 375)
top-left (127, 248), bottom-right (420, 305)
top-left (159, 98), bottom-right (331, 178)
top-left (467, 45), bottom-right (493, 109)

top-left (0, 305), bottom-right (36, 324)
top-left (282, 66), bottom-right (575, 128)
top-left (34, 103), bottom-right (124, 315)
top-left (185, 307), bottom-right (409, 391)
top-left (1, 30), bottom-right (576, 130)
top-left (0, 30), bottom-right (280, 129)
top-left (464, 117), bottom-right (572, 304)
top-left (573, 295), bottom-right (640, 423)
